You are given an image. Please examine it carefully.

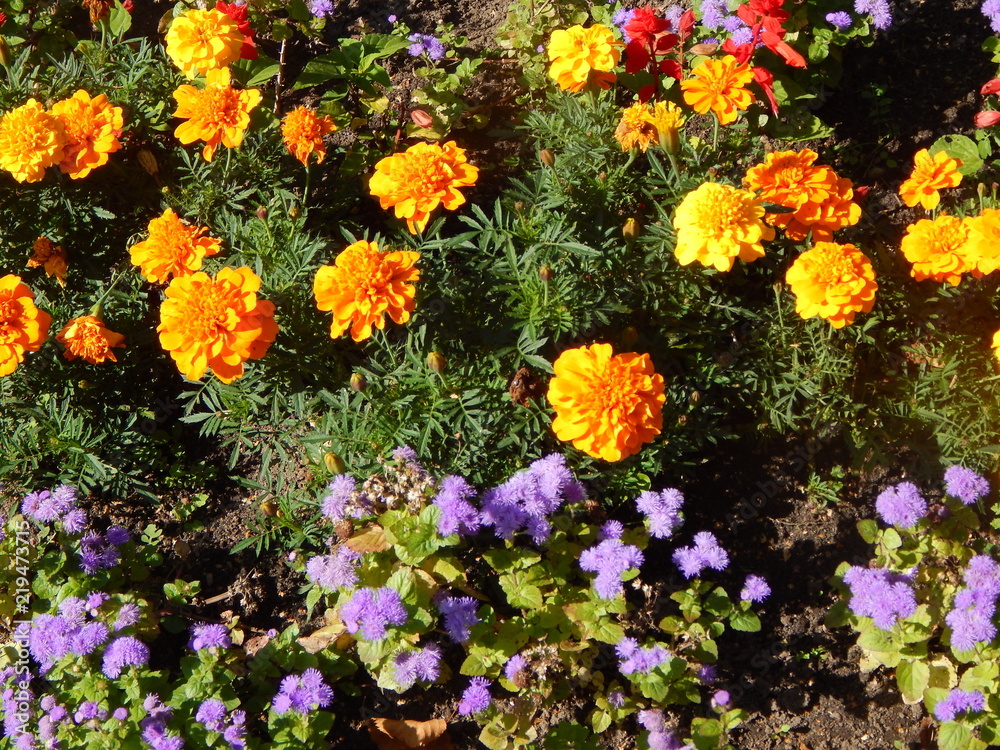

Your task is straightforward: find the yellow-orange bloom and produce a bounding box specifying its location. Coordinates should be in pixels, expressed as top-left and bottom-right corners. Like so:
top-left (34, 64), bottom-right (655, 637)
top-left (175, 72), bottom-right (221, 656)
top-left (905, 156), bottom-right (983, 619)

top-left (165, 8), bottom-right (245, 79)
top-left (157, 266), bottom-right (277, 383)
top-left (963, 208), bottom-right (1000, 277)
top-left (172, 67), bottom-right (261, 162)
top-left (369, 141), bottom-right (479, 233)
top-left (673, 182), bottom-right (774, 271)
top-left (282, 106), bottom-right (337, 166)
top-left (785, 242), bottom-right (877, 328)
top-left (615, 100), bottom-right (685, 152)
top-left (0, 99), bottom-right (66, 183)
top-left (313, 240), bottom-right (420, 342)
top-left (547, 343), bottom-right (665, 462)
top-left (0, 274), bottom-right (52, 377)
top-left (900, 214), bottom-right (973, 286)
top-left (547, 24), bottom-right (623, 92)
top-left (129, 208), bottom-right (222, 283)
top-left (991, 329), bottom-right (1000, 364)
top-left (899, 148), bottom-right (962, 210)
top-left (51, 90), bottom-right (124, 179)
top-left (27, 237), bottom-right (68, 287)
top-left (681, 56), bottom-right (754, 126)
top-left (56, 315), bottom-right (125, 364)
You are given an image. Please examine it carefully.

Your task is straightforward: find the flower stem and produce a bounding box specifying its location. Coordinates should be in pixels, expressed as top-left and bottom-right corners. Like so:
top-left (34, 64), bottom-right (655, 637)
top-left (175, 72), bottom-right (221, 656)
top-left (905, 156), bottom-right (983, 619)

top-left (712, 114), bottom-right (719, 151)
top-left (303, 164), bottom-right (312, 207)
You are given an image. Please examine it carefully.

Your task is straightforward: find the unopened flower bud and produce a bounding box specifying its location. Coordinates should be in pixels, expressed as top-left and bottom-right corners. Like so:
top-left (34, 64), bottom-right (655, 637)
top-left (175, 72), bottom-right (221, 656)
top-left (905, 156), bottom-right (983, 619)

top-left (660, 127), bottom-right (681, 156)
top-left (689, 390), bottom-right (701, 405)
top-left (623, 218), bottom-right (639, 243)
top-left (688, 43), bottom-right (718, 56)
top-left (978, 182), bottom-right (987, 198)
top-left (334, 520), bottom-right (354, 540)
top-left (256, 205), bottom-right (268, 220)
top-left (427, 351), bottom-right (446, 374)
top-left (597, 171), bottom-right (607, 182)
top-left (514, 201), bottom-right (526, 212)
top-left (324, 452), bottom-right (345, 474)
top-left (350, 372), bottom-right (367, 392)
top-left (539, 149), bottom-right (555, 167)
top-left (620, 326), bottom-right (638, 349)
top-left (410, 109), bottom-right (434, 128)
top-left (260, 500), bottom-right (279, 517)
top-left (289, 206), bottom-right (301, 219)
top-left (539, 265), bottom-right (553, 282)
top-left (137, 148), bottom-right (158, 175)
top-left (0, 37), bottom-right (10, 68)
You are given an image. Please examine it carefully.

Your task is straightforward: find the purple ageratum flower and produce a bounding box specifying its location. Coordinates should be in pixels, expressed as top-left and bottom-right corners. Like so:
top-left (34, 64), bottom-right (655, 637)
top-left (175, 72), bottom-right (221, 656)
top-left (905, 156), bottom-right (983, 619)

top-left (721, 15), bottom-right (745, 33)
top-left (113, 707), bottom-right (128, 721)
top-left (78, 531), bottom-right (121, 574)
top-left (139, 695), bottom-right (182, 750)
top-left (272, 668), bottom-right (333, 715)
top-left (636, 488), bottom-right (684, 539)
top-left (224, 711), bottom-right (247, 750)
top-left (436, 594), bottom-right (479, 643)
top-left (712, 689), bottom-right (730, 707)
top-left (196, 699), bottom-right (227, 732)
top-left (408, 33), bottom-right (446, 61)
top-left (388, 14), bottom-right (397, 23)
top-left (306, 546), bottom-right (362, 591)
top-left (615, 637), bottom-right (669, 675)
top-left (188, 623), bottom-right (231, 651)
top-left (105, 526), bottom-right (130, 546)
top-left (874, 482), bottom-right (927, 529)
top-left (740, 575), bottom-right (771, 603)
top-left (854, 0), bottom-right (892, 29)
top-left (392, 643), bottom-right (442, 689)
top-left (308, 0), bottom-right (334, 18)
top-left (580, 538), bottom-right (644, 600)
top-left (503, 654), bottom-right (527, 682)
top-left (664, 4), bottom-right (684, 26)
top-left (340, 586), bottom-right (408, 641)
top-left (637, 709), bottom-right (686, 750)
top-left (114, 603), bottom-right (141, 631)
top-left (61, 508), bottom-right (88, 534)
top-left (934, 689), bottom-right (985, 722)
top-left (321, 474), bottom-right (356, 521)
top-left (612, 8), bottom-right (637, 41)
top-left (102, 636), bottom-right (149, 679)
top-left (826, 10), bottom-right (853, 29)
top-left (22, 490), bottom-right (60, 522)
top-left (697, 665), bottom-right (717, 683)
top-left (985, 0), bottom-right (1000, 30)
top-left (599, 520), bottom-right (624, 541)
top-left (85, 592), bottom-right (108, 613)
top-left (964, 555), bottom-right (1000, 597)
top-left (607, 689), bottom-right (625, 708)
top-left (843, 566), bottom-right (917, 630)
top-left (28, 613), bottom-right (109, 672)
top-left (944, 466), bottom-right (990, 504)
top-left (672, 531), bottom-right (729, 579)
top-left (457, 677), bottom-right (491, 715)
top-left (433, 475), bottom-right (481, 536)
top-left (946, 599), bottom-right (996, 651)
top-left (700, 0), bottom-right (728, 29)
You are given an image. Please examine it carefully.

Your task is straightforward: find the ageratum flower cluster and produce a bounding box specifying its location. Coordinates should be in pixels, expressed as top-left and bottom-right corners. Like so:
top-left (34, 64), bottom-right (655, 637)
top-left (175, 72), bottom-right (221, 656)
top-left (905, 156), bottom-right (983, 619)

top-left (271, 669), bottom-right (334, 715)
top-left (945, 555), bottom-right (1000, 651)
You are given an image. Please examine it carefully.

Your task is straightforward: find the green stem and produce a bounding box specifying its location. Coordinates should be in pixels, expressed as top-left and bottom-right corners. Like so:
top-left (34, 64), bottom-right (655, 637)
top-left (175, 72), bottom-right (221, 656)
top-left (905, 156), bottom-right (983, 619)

top-left (90, 268), bottom-right (129, 316)
top-left (303, 164), bottom-right (312, 207)
top-left (712, 114), bottom-right (719, 152)
top-left (665, 149), bottom-right (681, 184)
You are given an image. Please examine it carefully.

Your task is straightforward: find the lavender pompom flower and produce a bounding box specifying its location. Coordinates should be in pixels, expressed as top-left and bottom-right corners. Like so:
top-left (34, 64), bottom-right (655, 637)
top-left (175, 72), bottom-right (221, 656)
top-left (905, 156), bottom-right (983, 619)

top-left (102, 636), bottom-right (150, 679)
top-left (944, 466), bottom-right (990, 504)
top-left (392, 644), bottom-right (442, 689)
top-left (615, 637), bottom-right (670, 675)
top-left (607, 689), bottom-right (626, 708)
top-left (580, 538), bottom-right (644, 600)
top-left (672, 531), bottom-right (729, 579)
top-left (188, 623), bottom-right (231, 651)
top-left (306, 546), bottom-right (362, 591)
top-left (843, 566), bottom-right (917, 630)
top-left (408, 33), bottom-right (446, 60)
top-left (321, 474), bottom-right (356, 521)
top-left (140, 695), bottom-right (182, 750)
top-left (826, 10), bottom-right (853, 29)
top-left (272, 668), bottom-right (333, 715)
top-left (112, 707), bottom-right (128, 721)
top-left (308, 0), bottom-right (335, 18)
top-left (612, 8), bottom-right (636, 41)
top-left (934, 689), bottom-right (985, 722)
top-left (740, 575), bottom-right (771, 603)
top-left (433, 476), bottom-right (481, 536)
top-left (854, 0), bottom-right (892, 29)
top-left (636, 488), bottom-right (684, 539)
top-left (700, 0), bottom-right (727, 29)
top-left (436, 594), bottom-right (480, 643)
top-left (28, 612), bottom-right (109, 672)
top-left (984, 0), bottom-right (1000, 32)
top-left (196, 699), bottom-right (227, 732)
top-left (78, 530), bottom-right (124, 574)
top-left (457, 677), bottom-right (491, 715)
top-left (340, 586), bottom-right (408, 641)
top-left (637, 709), bottom-right (685, 750)
top-left (61, 508), bottom-right (88, 534)
top-left (114, 603), bottom-right (142, 631)
top-left (106, 526), bottom-right (130, 546)
top-left (503, 654), bottom-right (527, 683)
top-left (874, 482), bottom-right (927, 529)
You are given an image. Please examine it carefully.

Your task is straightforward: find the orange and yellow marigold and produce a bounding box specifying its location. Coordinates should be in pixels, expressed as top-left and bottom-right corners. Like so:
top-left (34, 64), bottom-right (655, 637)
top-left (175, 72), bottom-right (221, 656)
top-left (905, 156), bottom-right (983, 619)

top-left (899, 149), bottom-right (962, 211)
top-left (313, 240), bottom-right (420, 342)
top-left (0, 99), bottom-right (66, 183)
top-left (0, 274), bottom-right (51, 377)
top-left (547, 343), bottom-right (665, 462)
top-left (27, 237), bottom-right (68, 287)
top-left (56, 315), bottom-right (125, 364)
top-left (681, 56), bottom-right (754, 126)
top-left (547, 24), bottom-right (623, 92)
top-left (785, 242), bottom-right (877, 328)
top-left (51, 90), bottom-right (124, 179)
top-left (157, 266), bottom-right (277, 383)
top-left (900, 214), bottom-right (973, 286)
top-left (615, 101), bottom-right (685, 153)
top-left (282, 106), bottom-right (337, 167)
top-left (673, 182), bottom-right (774, 271)
top-left (165, 8), bottom-right (245, 79)
top-left (172, 67), bottom-right (261, 162)
top-left (129, 208), bottom-right (222, 283)
top-left (369, 141), bottom-right (479, 234)
top-left (963, 208), bottom-right (1000, 277)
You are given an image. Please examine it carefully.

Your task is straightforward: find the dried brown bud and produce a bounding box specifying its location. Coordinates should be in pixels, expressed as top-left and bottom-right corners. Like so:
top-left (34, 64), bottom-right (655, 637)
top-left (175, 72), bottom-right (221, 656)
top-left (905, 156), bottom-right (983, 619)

top-left (427, 351), bottom-right (446, 374)
top-left (514, 201), bottom-right (526, 212)
top-left (623, 218), bottom-right (639, 243)
top-left (350, 372), bottom-right (367, 392)
top-left (256, 205), bottom-right (268, 220)
top-left (137, 148), bottom-right (158, 175)
top-left (260, 500), bottom-right (279, 517)
top-left (538, 265), bottom-right (553, 282)
top-left (410, 109), bottom-right (434, 128)
top-left (539, 148), bottom-right (555, 167)
top-left (677, 414), bottom-right (689, 425)
top-left (289, 206), bottom-right (302, 219)
top-left (688, 43), bottom-right (719, 56)
top-left (324, 451), bottom-right (346, 474)
top-left (334, 520), bottom-right (354, 540)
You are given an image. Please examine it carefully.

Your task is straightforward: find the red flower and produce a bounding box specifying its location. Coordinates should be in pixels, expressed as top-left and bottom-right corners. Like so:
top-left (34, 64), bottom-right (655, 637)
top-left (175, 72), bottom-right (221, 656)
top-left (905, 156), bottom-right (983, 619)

top-left (976, 111), bottom-right (1000, 128)
top-left (624, 7), bottom-right (669, 47)
top-left (982, 78), bottom-right (1000, 96)
top-left (0, 12), bottom-right (7, 25)
top-left (121, 0), bottom-right (132, 12)
top-left (215, 0), bottom-right (257, 60)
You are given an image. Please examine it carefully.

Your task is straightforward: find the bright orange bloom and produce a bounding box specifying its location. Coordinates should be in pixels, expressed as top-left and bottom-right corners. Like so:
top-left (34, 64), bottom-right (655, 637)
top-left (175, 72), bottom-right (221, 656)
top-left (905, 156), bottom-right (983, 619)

top-left (900, 214), bottom-right (973, 286)
top-left (681, 56), bottom-right (754, 125)
top-left (313, 240), bottom-right (420, 342)
top-left (547, 343), bottom-right (665, 462)
top-left (963, 209), bottom-right (1000, 277)
top-left (165, 8), bottom-right (245, 78)
top-left (0, 99), bottom-right (66, 183)
top-left (744, 150), bottom-right (861, 241)
top-left (281, 106), bottom-right (337, 166)
top-left (129, 208), bottom-right (222, 283)
top-left (51, 90), bottom-right (124, 179)
top-left (157, 266), bottom-right (277, 383)
top-left (673, 182), bottom-right (774, 271)
top-left (26, 237), bottom-right (68, 287)
top-left (899, 149), bottom-right (962, 210)
top-left (547, 24), bottom-right (623, 92)
top-left (615, 100), bottom-right (685, 152)
top-left (56, 315), bottom-right (125, 364)
top-left (0, 274), bottom-right (52, 377)
top-left (369, 141), bottom-right (479, 233)
top-left (785, 242), bottom-right (877, 328)
top-left (172, 67), bottom-right (261, 162)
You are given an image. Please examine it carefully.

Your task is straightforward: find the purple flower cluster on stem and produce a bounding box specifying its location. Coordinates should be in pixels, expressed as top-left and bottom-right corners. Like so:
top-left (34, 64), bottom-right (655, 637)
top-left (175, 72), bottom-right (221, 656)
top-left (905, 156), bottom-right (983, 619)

top-left (188, 623), bottom-right (231, 651)
top-left (306, 546), bottom-right (362, 591)
top-left (457, 677), bottom-right (491, 715)
top-left (196, 699), bottom-right (247, 749)
top-left (272, 668), bottom-right (334, 715)
top-left (340, 586), bottom-right (408, 641)
top-left (79, 526), bottom-right (130, 574)
top-left (934, 689), bottom-right (985, 721)
top-left (140, 695), bottom-right (183, 750)
top-left (392, 644), bottom-right (442, 689)
top-left (985, 0), bottom-right (1000, 33)
top-left (102, 636), bottom-right (150, 679)
top-left (854, 0), bottom-right (892, 29)
top-left (28, 599), bottom-right (110, 673)
top-left (615, 637), bottom-right (670, 675)
top-left (945, 555), bottom-right (1000, 651)
top-left (321, 474), bottom-right (356, 521)
top-left (843, 566), bottom-right (916, 630)
top-left (740, 575), bottom-right (770, 603)
top-left (637, 709), bottom-right (686, 750)
top-left (21, 485), bottom-right (85, 532)
top-left (435, 593), bottom-right (480, 643)
top-left (408, 33), bottom-right (446, 60)
top-left (944, 466), bottom-right (990, 504)
top-left (433, 476), bottom-right (481, 537)
top-left (580, 536), bottom-right (644, 600)
top-left (672, 531), bottom-right (728, 578)
top-left (874, 482), bottom-right (927, 529)
top-left (636, 488), bottom-right (684, 539)
top-left (826, 10), bottom-right (853, 29)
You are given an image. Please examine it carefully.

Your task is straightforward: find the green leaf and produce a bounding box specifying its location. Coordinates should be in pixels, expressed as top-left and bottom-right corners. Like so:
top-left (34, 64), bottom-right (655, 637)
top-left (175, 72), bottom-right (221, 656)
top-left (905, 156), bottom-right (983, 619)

top-left (930, 134), bottom-right (983, 176)
top-left (857, 519), bottom-right (879, 544)
top-left (896, 659), bottom-right (929, 704)
top-left (729, 610), bottom-right (760, 632)
top-left (108, 0), bottom-right (131, 38)
top-left (590, 709), bottom-right (612, 734)
top-left (881, 527), bottom-right (902, 549)
top-left (937, 722), bottom-right (972, 750)
top-left (690, 718), bottom-right (724, 750)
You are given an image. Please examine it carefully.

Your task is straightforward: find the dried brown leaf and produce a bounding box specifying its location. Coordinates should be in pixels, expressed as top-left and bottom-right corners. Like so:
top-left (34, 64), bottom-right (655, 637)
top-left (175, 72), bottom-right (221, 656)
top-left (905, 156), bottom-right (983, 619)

top-left (368, 718), bottom-right (452, 750)
top-left (346, 525), bottom-right (391, 553)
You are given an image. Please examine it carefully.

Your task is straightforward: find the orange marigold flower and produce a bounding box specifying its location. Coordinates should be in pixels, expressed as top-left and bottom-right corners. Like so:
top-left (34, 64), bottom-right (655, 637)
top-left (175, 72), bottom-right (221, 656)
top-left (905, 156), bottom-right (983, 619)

top-left (0, 99), bottom-right (66, 183)
top-left (785, 242), bottom-right (877, 328)
top-left (313, 239), bottom-right (420, 342)
top-left (681, 56), bottom-right (754, 126)
top-left (673, 182), bottom-right (774, 271)
top-left (165, 8), bottom-right (245, 79)
top-left (369, 141), bottom-right (479, 234)
top-left (81, 0), bottom-right (114, 23)
top-left (129, 207), bottom-right (222, 283)
top-left (547, 24), bottom-right (623, 92)
top-left (0, 274), bottom-right (52, 377)
top-left (547, 342), bottom-right (665, 462)
top-left (992, 329), bottom-right (1000, 364)
top-left (56, 315), bottom-right (125, 364)
top-left (900, 214), bottom-right (973, 286)
top-left (899, 148), bottom-right (962, 210)
top-left (282, 106), bottom-right (337, 166)
top-left (172, 67), bottom-right (261, 162)
top-left (615, 100), bottom-right (685, 152)
top-left (27, 237), bottom-right (68, 287)
top-left (51, 90), bottom-right (124, 179)
top-left (963, 208), bottom-right (1000, 277)
top-left (157, 266), bottom-right (277, 383)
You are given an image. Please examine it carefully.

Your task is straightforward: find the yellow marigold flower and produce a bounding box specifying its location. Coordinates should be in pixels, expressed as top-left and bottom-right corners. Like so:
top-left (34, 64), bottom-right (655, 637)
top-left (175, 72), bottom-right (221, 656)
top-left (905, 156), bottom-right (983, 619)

top-left (899, 148), bottom-right (962, 210)
top-left (648, 100), bottom-right (685, 152)
top-left (129, 208), bottom-right (222, 283)
top-left (992, 329), bottom-right (1000, 364)
top-left (27, 237), bottom-right (68, 287)
top-left (157, 266), bottom-right (278, 383)
top-left (673, 182), bottom-right (774, 271)
top-left (56, 315), bottom-right (125, 364)
top-left (165, 8), bottom-right (245, 79)
top-left (0, 274), bottom-right (52, 377)
top-left (614, 101), bottom-right (685, 152)
top-left (282, 106), bottom-right (337, 166)
top-left (785, 242), bottom-right (877, 328)
top-left (51, 90), bottom-right (124, 179)
top-left (313, 240), bottom-right (420, 342)
top-left (900, 214), bottom-right (973, 286)
top-left (963, 208), bottom-right (1000, 277)
top-left (0, 99), bottom-right (66, 183)
top-left (547, 24), bottom-right (623, 93)
top-left (681, 56), bottom-right (754, 126)
top-left (369, 141), bottom-right (479, 234)
top-left (547, 342), bottom-right (665, 462)
top-left (172, 67), bottom-right (261, 162)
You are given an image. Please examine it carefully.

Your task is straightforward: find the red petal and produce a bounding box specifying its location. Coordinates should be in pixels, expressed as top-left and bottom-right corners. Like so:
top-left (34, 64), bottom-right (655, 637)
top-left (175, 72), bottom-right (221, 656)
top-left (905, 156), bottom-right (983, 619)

top-left (975, 110), bottom-right (1000, 128)
top-left (624, 41), bottom-right (650, 74)
top-left (753, 66), bottom-right (778, 114)
top-left (637, 84), bottom-right (656, 103)
top-left (981, 78), bottom-right (1000, 96)
top-left (658, 59), bottom-right (682, 80)
top-left (678, 10), bottom-right (696, 41)
top-left (653, 33), bottom-right (678, 53)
